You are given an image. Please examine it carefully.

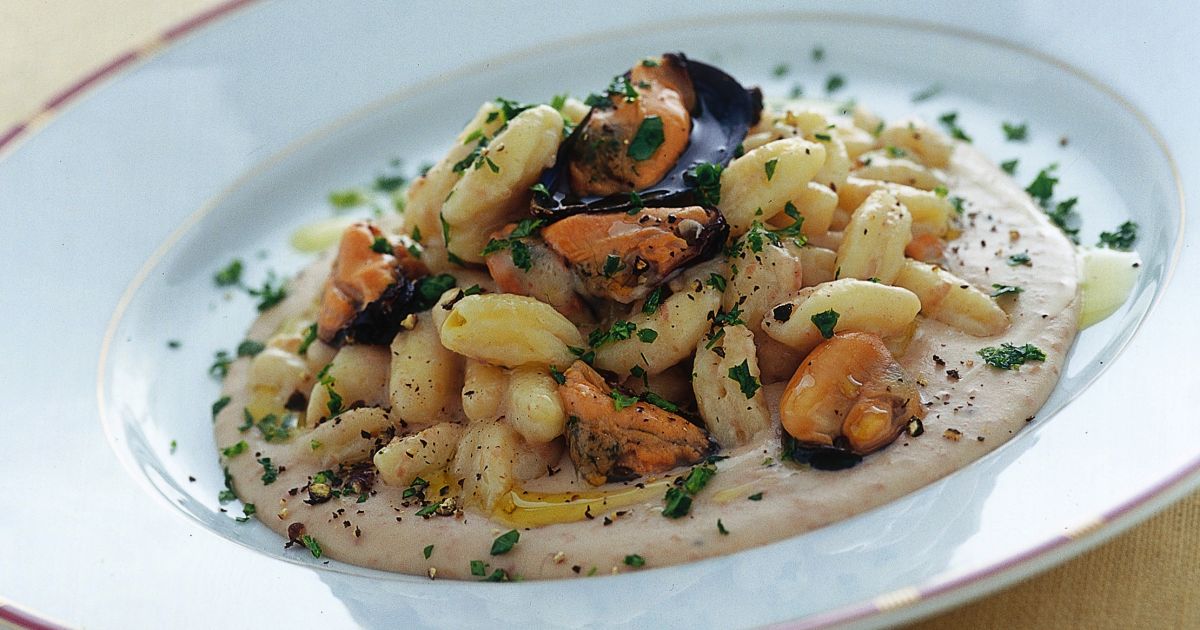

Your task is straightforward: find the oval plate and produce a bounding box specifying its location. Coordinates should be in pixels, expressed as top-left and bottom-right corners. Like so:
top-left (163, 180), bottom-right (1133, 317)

top-left (2, 3), bottom-right (1198, 629)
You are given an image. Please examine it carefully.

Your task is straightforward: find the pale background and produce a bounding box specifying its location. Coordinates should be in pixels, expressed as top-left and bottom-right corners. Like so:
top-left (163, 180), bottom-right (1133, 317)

top-left (1, 1), bottom-right (1196, 628)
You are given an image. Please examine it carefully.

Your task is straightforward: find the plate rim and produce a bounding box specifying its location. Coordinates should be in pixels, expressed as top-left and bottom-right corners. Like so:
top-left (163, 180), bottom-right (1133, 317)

top-left (6, 4), bottom-right (1192, 629)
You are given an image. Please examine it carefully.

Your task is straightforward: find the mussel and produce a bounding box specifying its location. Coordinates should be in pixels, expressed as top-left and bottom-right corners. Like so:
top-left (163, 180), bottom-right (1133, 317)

top-left (540, 205), bottom-right (728, 303)
top-left (532, 53), bottom-right (761, 218)
top-left (316, 221), bottom-right (430, 346)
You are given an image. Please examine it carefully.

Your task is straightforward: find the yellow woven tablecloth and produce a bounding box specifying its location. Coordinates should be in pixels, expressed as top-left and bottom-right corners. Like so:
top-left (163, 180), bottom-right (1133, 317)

top-left (4, 2), bottom-right (1197, 628)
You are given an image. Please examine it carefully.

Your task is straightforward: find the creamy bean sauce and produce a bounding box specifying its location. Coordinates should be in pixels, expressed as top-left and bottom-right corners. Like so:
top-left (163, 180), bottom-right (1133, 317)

top-left (216, 143), bottom-right (1080, 580)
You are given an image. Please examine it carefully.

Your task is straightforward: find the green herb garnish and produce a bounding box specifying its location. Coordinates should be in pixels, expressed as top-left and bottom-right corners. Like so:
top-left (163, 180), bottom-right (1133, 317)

top-left (221, 440), bottom-right (248, 458)
top-left (1002, 121), bottom-right (1028, 141)
top-left (258, 457), bottom-right (278, 485)
top-left (990, 284), bottom-right (1024, 298)
top-left (1098, 221), bottom-right (1138, 250)
top-left (978, 343), bottom-right (1046, 370)
top-left (727, 360), bottom-right (761, 399)
top-left (764, 158), bottom-right (779, 181)
top-left (214, 259), bottom-right (244, 287)
top-left (627, 116), bottom-right (665, 161)
top-left (490, 529), bottom-right (520, 555)
top-left (624, 554), bottom-right (646, 567)
top-left (810, 308), bottom-right (840, 339)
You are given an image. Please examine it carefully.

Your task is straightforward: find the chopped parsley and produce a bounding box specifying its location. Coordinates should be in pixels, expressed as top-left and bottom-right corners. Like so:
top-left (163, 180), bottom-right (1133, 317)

top-left (727, 360), bottom-right (761, 399)
top-left (602, 254), bottom-right (626, 277)
top-left (211, 395), bottom-right (231, 420)
top-left (236, 340), bottom-right (265, 357)
top-left (990, 284), bottom-right (1024, 298)
top-left (530, 182), bottom-right (551, 197)
top-left (218, 467), bottom-right (236, 503)
top-left (911, 84), bottom-right (942, 103)
top-left (937, 111), bottom-right (972, 142)
top-left (627, 116), bottom-right (665, 161)
top-left (423, 544), bottom-right (435, 559)
top-left (588, 320), bottom-right (637, 348)
top-left (370, 236), bottom-right (393, 254)
top-left (221, 440), bottom-right (248, 458)
top-left (258, 457), bottom-right (279, 485)
top-left (414, 273), bottom-right (458, 310)
top-left (1001, 159), bottom-right (1019, 175)
top-left (717, 519), bottom-right (730, 535)
top-left (301, 534), bottom-right (322, 558)
top-left (214, 259), bottom-right (244, 287)
top-left (209, 350), bottom-right (232, 379)
top-left (1007, 252), bottom-right (1032, 266)
top-left (1025, 164), bottom-right (1059, 205)
top-left (169, 439), bottom-right (177, 454)
top-left (748, 492), bottom-right (763, 501)
top-left (624, 554), bottom-right (646, 567)
top-left (167, 339), bottom-right (181, 349)
top-left (933, 185), bottom-right (949, 198)
top-left (637, 328), bottom-right (658, 343)
top-left (480, 218), bottom-right (545, 271)
top-left (885, 145), bottom-right (908, 158)
top-left (662, 462), bottom-right (718, 518)
top-left (549, 365), bottom-right (566, 385)
top-left (813, 132), bottom-right (832, 141)
top-left (641, 391), bottom-right (679, 413)
top-left (297, 323), bottom-right (318, 355)
top-left (1046, 197), bottom-right (1081, 243)
top-left (978, 343), bottom-right (1046, 370)
top-left (706, 273), bottom-right (727, 292)
top-left (812, 46), bottom-right (825, 62)
top-left (684, 162), bottom-right (723, 206)
top-left (642, 286), bottom-right (666, 315)
top-left (248, 272), bottom-right (287, 311)
top-left (824, 74), bottom-right (845, 94)
top-left (611, 390), bottom-right (640, 411)
top-left (810, 308), bottom-right (840, 339)
top-left (490, 529), bottom-right (520, 555)
top-left (1002, 121), bottom-right (1028, 141)
top-left (317, 364), bottom-right (345, 418)
top-left (764, 158), bottom-right (779, 181)
top-left (1098, 221), bottom-right (1138, 250)
top-left (235, 503), bottom-right (256, 523)
top-left (470, 560), bottom-right (487, 576)
top-left (772, 63), bottom-right (789, 77)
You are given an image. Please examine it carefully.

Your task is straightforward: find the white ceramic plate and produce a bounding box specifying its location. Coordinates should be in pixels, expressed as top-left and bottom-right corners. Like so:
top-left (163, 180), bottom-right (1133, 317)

top-left (3, 3), bottom-right (1198, 628)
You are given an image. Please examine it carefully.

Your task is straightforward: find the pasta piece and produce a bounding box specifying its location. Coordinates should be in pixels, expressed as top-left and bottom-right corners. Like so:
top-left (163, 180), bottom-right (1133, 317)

top-left (853, 151), bottom-right (945, 190)
top-left (452, 420), bottom-right (561, 511)
top-left (724, 237), bottom-right (804, 331)
top-left (248, 345), bottom-right (310, 413)
top-left (692, 324), bottom-right (771, 448)
top-left (766, 182), bottom-right (837, 237)
top-left (461, 359), bottom-right (508, 423)
top-left (304, 407), bottom-right (393, 468)
top-left (506, 366), bottom-right (568, 444)
top-left (762, 279), bottom-right (922, 357)
top-left (877, 118), bottom-right (953, 168)
top-left (837, 176), bottom-right (953, 238)
top-left (306, 345), bottom-right (391, 424)
top-left (718, 137), bottom-right (826, 235)
top-left (893, 260), bottom-right (1010, 336)
top-left (593, 266), bottom-right (723, 376)
top-left (556, 96), bottom-right (590, 125)
top-left (404, 101), bottom-right (507, 269)
top-left (836, 190), bottom-right (912, 284)
top-left (441, 105), bottom-right (564, 263)
top-left (373, 422), bottom-right (465, 487)
top-left (798, 246), bottom-right (838, 287)
top-left (780, 109), bottom-right (850, 191)
top-left (388, 313), bottom-right (464, 429)
top-left (439, 293), bottom-right (584, 368)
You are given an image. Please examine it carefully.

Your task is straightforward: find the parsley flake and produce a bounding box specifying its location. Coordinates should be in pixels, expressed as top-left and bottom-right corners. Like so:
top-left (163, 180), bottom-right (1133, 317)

top-left (637, 328), bottom-right (659, 343)
top-left (990, 284), bottom-right (1024, 298)
top-left (684, 162), bottom-right (723, 206)
top-left (258, 457), bottom-right (278, 485)
top-left (1025, 164), bottom-right (1059, 205)
top-left (301, 534), bottom-right (322, 558)
top-left (211, 395), bottom-right (231, 420)
top-left (1002, 121), bottom-right (1028, 141)
top-left (627, 116), bottom-right (665, 161)
top-left (642, 286), bottom-right (666, 315)
top-left (490, 529), bottom-right (520, 555)
top-left (214, 259), bottom-right (244, 287)
top-left (810, 309), bottom-right (840, 339)
top-left (978, 343), bottom-right (1046, 370)
top-left (1098, 221), bottom-right (1138, 250)
top-left (825, 74), bottom-right (845, 94)
top-left (611, 390), bottom-right (640, 411)
top-left (221, 440), bottom-right (248, 458)
top-left (423, 544), bottom-right (435, 559)
top-left (764, 158), bottom-right (779, 181)
top-left (1001, 159), bottom-right (1019, 175)
top-left (727, 360), bottom-right (761, 399)
top-left (1007, 252), bottom-right (1032, 266)
top-left (624, 554), bottom-right (646, 567)
top-left (938, 111), bottom-right (972, 142)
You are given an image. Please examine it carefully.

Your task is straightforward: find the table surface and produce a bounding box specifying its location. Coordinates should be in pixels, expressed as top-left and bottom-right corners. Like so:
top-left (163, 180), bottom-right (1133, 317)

top-left (2, 2), bottom-right (1197, 628)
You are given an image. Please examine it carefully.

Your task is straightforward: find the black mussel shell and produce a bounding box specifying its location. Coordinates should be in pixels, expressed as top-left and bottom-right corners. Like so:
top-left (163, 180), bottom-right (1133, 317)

top-left (335, 278), bottom-right (419, 346)
top-left (532, 53), bottom-right (762, 219)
